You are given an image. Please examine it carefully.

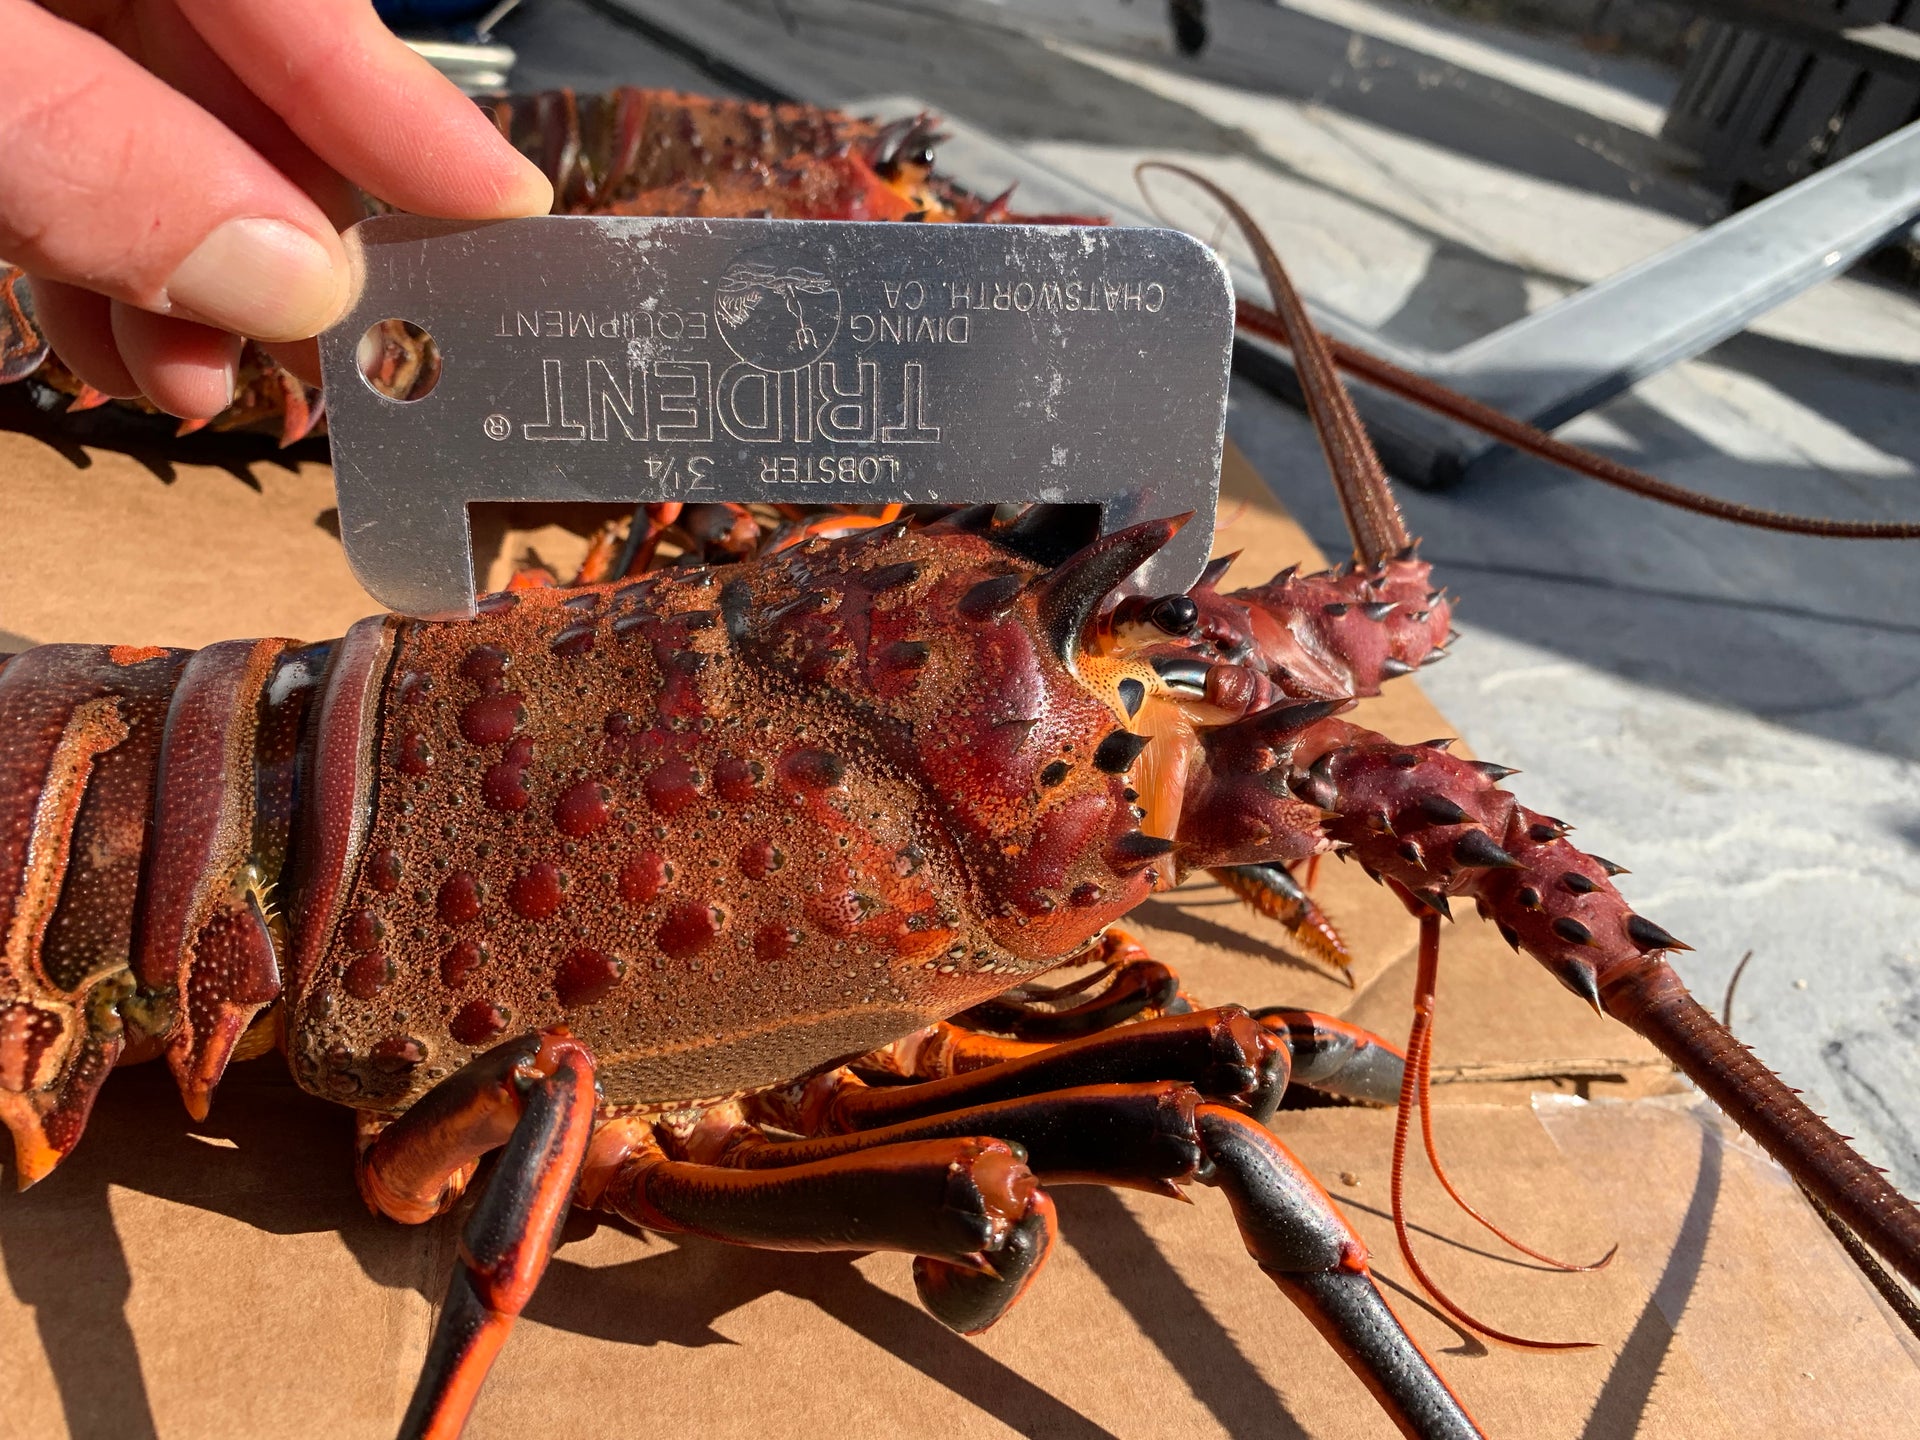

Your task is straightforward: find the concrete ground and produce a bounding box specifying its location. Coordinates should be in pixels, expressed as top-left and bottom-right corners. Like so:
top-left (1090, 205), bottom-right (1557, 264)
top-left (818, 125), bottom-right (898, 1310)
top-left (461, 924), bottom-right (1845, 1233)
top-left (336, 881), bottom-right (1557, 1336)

top-left (518, 0), bottom-right (1920, 1188)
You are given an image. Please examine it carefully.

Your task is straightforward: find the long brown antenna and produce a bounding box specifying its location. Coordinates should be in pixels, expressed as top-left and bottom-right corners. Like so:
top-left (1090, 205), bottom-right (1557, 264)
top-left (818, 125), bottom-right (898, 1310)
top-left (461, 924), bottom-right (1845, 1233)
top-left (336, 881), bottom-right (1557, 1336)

top-left (1236, 300), bottom-right (1920, 541)
top-left (1137, 163), bottom-right (1411, 567)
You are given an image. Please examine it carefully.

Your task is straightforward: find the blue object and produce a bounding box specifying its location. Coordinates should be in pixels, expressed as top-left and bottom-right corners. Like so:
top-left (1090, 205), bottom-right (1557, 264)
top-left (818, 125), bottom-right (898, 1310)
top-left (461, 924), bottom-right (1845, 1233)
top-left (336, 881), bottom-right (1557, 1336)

top-left (373, 0), bottom-right (497, 26)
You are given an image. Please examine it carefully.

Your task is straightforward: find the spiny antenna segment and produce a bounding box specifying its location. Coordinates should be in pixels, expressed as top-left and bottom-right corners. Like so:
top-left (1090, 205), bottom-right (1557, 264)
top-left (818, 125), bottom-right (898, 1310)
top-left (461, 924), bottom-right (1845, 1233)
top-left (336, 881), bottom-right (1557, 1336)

top-left (1137, 163), bottom-right (1411, 568)
top-left (1235, 299), bottom-right (1920, 541)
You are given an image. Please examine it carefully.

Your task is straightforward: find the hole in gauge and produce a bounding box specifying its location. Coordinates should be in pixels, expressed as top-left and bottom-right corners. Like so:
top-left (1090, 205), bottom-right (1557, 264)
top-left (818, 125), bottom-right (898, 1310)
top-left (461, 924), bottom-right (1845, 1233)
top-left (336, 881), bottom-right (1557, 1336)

top-left (356, 319), bottom-right (441, 402)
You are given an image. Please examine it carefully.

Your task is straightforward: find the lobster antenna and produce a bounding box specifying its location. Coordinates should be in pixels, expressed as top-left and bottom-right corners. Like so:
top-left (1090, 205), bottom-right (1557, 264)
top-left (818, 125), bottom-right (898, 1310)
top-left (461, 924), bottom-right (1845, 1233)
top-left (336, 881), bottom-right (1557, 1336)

top-left (1389, 909), bottom-right (1599, 1349)
top-left (1136, 163), bottom-right (1411, 568)
top-left (1717, 951), bottom-right (1920, 1341)
top-left (1236, 299), bottom-right (1920, 541)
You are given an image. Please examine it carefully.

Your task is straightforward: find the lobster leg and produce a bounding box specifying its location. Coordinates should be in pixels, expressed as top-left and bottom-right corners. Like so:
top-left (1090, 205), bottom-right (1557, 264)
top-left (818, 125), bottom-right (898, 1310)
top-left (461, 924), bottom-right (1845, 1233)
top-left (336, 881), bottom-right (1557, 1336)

top-left (1254, 1009), bottom-right (1407, 1107)
top-left (734, 1080), bottom-right (1477, 1439)
top-left (357, 1030), bottom-right (597, 1440)
top-left (921, 935), bottom-right (1404, 1107)
top-left (950, 958), bottom-right (1179, 1038)
top-left (733, 1080), bottom-right (1210, 1192)
top-left (585, 1128), bottom-right (1059, 1335)
top-left (836, 1006), bottom-right (1287, 1128)
top-left (1198, 1105), bottom-right (1482, 1440)
top-left (952, 928), bottom-right (1180, 1040)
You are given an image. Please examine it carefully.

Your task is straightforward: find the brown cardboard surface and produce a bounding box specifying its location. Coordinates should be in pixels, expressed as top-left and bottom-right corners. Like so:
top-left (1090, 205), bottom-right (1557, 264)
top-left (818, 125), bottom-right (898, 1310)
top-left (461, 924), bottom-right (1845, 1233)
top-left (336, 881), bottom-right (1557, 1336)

top-left (0, 424), bottom-right (1910, 1437)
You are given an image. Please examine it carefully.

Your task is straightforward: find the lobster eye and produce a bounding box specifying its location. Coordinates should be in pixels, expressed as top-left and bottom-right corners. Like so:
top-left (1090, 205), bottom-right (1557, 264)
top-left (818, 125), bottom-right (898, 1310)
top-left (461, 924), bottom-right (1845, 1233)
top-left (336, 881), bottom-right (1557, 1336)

top-left (1150, 595), bottom-right (1199, 636)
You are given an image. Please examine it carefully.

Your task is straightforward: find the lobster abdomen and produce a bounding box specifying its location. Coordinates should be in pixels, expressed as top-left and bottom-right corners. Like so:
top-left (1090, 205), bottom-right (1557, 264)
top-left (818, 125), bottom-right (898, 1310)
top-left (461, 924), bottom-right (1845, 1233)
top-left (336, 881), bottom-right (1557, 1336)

top-left (0, 638), bottom-right (327, 1181)
top-left (0, 644), bottom-right (186, 1181)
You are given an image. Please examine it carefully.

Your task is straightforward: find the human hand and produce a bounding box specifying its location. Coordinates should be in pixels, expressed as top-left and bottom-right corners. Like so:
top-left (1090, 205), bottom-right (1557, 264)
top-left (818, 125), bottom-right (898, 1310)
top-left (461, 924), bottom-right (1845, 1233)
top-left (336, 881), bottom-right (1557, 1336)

top-left (0, 0), bottom-right (553, 418)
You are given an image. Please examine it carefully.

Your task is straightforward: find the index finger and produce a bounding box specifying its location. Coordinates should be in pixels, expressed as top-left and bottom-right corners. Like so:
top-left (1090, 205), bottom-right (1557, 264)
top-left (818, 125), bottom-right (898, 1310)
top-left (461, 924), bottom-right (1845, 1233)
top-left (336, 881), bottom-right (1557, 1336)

top-left (175, 0), bottom-right (553, 220)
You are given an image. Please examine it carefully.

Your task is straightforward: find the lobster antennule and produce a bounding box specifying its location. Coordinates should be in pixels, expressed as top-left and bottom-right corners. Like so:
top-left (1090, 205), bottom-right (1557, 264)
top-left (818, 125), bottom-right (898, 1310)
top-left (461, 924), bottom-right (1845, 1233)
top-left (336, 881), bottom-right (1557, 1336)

top-left (1136, 162), bottom-right (1409, 568)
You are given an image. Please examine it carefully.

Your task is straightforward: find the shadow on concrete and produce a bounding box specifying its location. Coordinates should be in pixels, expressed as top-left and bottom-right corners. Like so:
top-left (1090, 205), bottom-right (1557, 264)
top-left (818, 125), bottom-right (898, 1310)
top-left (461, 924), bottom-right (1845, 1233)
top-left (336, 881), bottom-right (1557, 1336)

top-left (1234, 346), bottom-right (1920, 766)
top-left (570, 0), bottom-right (1716, 226)
top-left (659, 0), bottom-right (1716, 228)
top-left (1098, 0), bottom-right (1714, 223)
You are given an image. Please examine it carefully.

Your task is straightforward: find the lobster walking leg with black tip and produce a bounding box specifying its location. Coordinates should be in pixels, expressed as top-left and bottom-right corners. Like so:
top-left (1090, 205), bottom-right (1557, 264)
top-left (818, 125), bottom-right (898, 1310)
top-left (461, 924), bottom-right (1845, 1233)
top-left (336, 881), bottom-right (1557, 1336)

top-left (3, 86), bottom-right (1919, 1440)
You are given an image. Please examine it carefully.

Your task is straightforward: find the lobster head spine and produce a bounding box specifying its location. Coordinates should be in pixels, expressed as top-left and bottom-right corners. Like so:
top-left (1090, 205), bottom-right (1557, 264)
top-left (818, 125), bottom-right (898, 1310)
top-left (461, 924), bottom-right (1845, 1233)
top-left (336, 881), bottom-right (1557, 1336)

top-left (1090, 547), bottom-right (1455, 873)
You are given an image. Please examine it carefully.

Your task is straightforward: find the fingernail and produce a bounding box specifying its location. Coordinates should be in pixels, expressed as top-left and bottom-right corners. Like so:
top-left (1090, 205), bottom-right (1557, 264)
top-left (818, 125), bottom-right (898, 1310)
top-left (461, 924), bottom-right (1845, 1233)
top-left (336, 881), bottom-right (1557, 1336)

top-left (504, 156), bottom-right (556, 217)
top-left (165, 218), bottom-right (345, 342)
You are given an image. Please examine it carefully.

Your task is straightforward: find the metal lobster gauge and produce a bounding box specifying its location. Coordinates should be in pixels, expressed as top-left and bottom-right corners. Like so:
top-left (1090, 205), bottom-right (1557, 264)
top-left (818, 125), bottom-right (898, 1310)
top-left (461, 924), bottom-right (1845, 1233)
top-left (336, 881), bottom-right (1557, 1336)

top-left (318, 215), bottom-right (1235, 617)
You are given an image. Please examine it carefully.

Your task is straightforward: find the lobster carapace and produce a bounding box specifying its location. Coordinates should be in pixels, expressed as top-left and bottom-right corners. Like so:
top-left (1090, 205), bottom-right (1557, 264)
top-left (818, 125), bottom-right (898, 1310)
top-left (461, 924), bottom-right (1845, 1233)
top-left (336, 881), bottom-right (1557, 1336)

top-left (292, 522), bottom-right (1178, 1115)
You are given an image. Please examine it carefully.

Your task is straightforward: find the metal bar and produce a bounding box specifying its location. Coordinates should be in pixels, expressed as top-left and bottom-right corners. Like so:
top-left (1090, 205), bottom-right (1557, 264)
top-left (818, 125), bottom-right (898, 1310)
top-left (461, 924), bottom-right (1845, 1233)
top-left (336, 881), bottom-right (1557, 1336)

top-left (319, 216), bottom-right (1233, 617)
top-left (1407, 116), bottom-right (1920, 469)
top-left (584, 0), bottom-right (1920, 490)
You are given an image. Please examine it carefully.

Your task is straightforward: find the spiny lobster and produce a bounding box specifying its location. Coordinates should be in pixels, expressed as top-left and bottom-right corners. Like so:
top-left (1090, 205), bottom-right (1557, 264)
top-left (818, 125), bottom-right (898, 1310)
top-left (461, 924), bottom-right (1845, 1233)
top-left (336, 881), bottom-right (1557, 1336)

top-left (7, 163), bottom-right (1920, 1439)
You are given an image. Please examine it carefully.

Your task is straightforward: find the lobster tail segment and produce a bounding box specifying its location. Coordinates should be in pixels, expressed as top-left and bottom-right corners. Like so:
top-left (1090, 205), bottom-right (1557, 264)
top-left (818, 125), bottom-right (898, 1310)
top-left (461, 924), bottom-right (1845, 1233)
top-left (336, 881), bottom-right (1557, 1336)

top-left (134, 639), bottom-right (323, 1120)
top-left (0, 637), bottom-right (324, 1184)
top-left (0, 644), bottom-right (189, 1185)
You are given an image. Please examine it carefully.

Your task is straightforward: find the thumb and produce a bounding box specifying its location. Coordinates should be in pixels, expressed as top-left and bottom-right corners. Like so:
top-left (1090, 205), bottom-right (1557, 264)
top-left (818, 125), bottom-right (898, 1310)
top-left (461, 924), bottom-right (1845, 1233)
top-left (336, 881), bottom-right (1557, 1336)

top-left (0, 1), bottom-right (349, 342)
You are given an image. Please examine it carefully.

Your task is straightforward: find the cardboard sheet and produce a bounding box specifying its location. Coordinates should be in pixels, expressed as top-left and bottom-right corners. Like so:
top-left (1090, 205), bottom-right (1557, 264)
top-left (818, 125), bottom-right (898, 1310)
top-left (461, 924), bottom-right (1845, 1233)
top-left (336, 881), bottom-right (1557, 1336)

top-left (0, 417), bottom-right (1912, 1437)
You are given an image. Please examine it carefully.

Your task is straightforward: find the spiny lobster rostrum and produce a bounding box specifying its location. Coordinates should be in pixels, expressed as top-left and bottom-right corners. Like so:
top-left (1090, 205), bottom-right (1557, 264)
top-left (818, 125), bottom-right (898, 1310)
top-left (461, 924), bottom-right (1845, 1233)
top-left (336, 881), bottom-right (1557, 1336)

top-left (7, 162), bottom-right (1920, 1440)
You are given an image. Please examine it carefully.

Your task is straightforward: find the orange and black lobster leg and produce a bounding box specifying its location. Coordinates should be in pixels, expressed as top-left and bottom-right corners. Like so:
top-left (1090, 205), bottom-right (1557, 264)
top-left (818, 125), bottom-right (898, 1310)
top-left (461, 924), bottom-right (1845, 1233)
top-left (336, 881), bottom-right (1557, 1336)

top-left (585, 1127), bottom-right (1057, 1335)
top-left (356, 1030), bottom-right (597, 1440)
top-left (734, 1080), bottom-right (1209, 1194)
top-left (950, 960), bottom-right (1178, 1037)
top-left (952, 928), bottom-right (1181, 1039)
top-left (1198, 1105), bottom-right (1482, 1439)
top-left (923, 943), bottom-right (1404, 1109)
top-left (939, 997), bottom-right (1407, 1109)
top-left (838, 1006), bottom-right (1288, 1128)
top-left (1254, 1009), bottom-right (1407, 1107)
top-left (724, 1082), bottom-right (1479, 1439)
